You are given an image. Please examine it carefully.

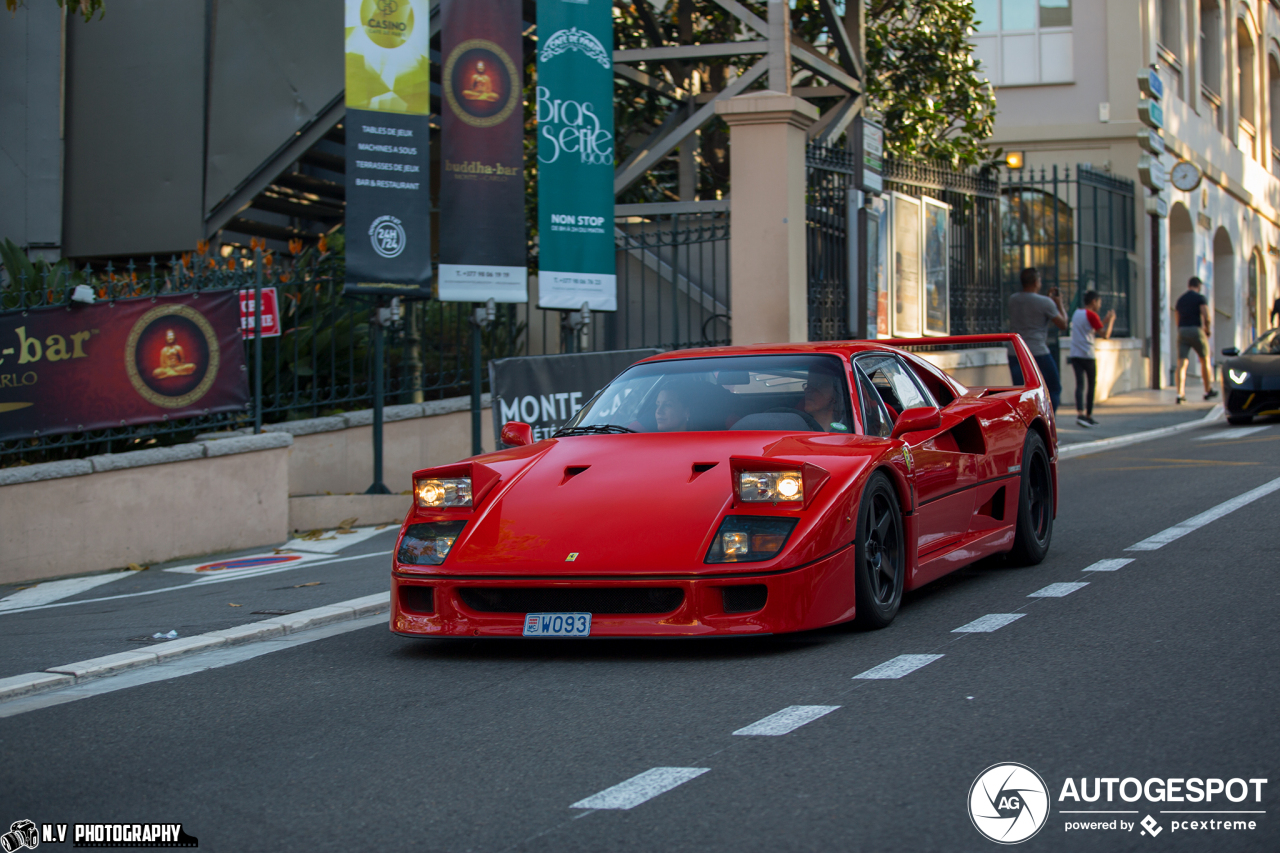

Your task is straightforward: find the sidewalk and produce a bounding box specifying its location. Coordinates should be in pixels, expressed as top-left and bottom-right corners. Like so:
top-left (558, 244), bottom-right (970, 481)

top-left (1056, 388), bottom-right (1219, 447)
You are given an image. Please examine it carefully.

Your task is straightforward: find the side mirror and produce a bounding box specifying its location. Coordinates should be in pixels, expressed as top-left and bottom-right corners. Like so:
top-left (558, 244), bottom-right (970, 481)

top-left (891, 406), bottom-right (942, 440)
top-left (500, 421), bottom-right (534, 447)
top-left (1222, 347), bottom-right (1240, 357)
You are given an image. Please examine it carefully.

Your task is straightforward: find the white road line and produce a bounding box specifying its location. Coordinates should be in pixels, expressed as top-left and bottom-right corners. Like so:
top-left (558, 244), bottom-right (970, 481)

top-left (1194, 426), bottom-right (1269, 440)
top-left (952, 613), bottom-right (1025, 633)
top-left (732, 705), bottom-right (841, 736)
top-left (853, 654), bottom-right (944, 680)
top-left (570, 768), bottom-right (710, 810)
top-left (0, 551), bottom-right (393, 616)
top-left (1082, 558), bottom-right (1134, 572)
top-left (1126, 475), bottom-right (1280, 552)
top-left (0, 573), bottom-right (130, 612)
top-left (0, 614), bottom-right (387, 718)
top-left (1028, 582), bottom-right (1089, 598)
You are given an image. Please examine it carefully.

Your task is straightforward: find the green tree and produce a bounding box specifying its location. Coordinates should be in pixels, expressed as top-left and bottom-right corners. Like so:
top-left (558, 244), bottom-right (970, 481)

top-left (5, 0), bottom-right (105, 21)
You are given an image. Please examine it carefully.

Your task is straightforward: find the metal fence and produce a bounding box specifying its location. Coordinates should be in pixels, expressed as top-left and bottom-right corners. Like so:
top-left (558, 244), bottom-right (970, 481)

top-left (882, 158), bottom-right (1004, 336)
top-left (1001, 165), bottom-right (1137, 337)
top-left (805, 142), bottom-right (857, 341)
top-left (1, 213), bottom-right (729, 465)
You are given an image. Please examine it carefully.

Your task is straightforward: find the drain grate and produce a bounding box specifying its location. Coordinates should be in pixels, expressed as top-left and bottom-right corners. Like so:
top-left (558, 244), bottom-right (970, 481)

top-left (251, 609), bottom-right (299, 616)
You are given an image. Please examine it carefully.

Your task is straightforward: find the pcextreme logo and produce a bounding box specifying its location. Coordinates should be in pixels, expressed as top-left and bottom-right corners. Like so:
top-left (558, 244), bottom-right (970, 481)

top-left (968, 765), bottom-right (1269, 843)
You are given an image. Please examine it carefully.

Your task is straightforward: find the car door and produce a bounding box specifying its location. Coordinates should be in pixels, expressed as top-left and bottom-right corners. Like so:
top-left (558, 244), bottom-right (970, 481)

top-left (855, 354), bottom-right (976, 558)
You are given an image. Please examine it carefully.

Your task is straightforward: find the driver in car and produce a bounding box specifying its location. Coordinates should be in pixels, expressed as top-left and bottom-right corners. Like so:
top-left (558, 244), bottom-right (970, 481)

top-left (803, 365), bottom-right (850, 432)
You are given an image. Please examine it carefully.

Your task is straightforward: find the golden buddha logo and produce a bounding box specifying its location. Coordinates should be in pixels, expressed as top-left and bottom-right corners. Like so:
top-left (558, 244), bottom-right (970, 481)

top-left (361, 0), bottom-right (414, 49)
top-left (443, 39), bottom-right (519, 128)
top-left (125, 304), bottom-right (220, 409)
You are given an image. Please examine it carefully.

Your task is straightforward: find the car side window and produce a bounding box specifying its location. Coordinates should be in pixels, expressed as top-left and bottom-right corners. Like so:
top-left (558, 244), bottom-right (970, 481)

top-left (855, 355), bottom-right (932, 413)
top-left (854, 364), bottom-right (893, 437)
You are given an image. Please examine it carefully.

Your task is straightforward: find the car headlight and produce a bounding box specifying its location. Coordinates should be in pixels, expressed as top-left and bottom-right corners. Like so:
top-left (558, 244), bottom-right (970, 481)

top-left (738, 470), bottom-right (804, 503)
top-left (1228, 368), bottom-right (1250, 385)
top-left (415, 477), bottom-right (472, 508)
top-left (705, 516), bottom-right (798, 563)
top-left (398, 521), bottom-right (467, 566)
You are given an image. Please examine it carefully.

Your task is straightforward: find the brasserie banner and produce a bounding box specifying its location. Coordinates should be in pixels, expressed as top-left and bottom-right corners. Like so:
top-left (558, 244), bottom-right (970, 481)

top-left (536, 0), bottom-right (617, 311)
top-left (489, 349), bottom-right (658, 445)
top-left (437, 0), bottom-right (528, 304)
top-left (344, 0), bottom-right (434, 296)
top-left (0, 292), bottom-right (249, 442)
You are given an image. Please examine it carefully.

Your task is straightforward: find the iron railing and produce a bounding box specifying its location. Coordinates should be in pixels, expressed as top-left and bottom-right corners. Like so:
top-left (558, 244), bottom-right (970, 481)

top-left (805, 142), bottom-right (858, 341)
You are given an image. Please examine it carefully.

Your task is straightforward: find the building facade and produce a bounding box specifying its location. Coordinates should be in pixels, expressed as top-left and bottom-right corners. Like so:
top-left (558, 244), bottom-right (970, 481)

top-left (980, 0), bottom-right (1280, 390)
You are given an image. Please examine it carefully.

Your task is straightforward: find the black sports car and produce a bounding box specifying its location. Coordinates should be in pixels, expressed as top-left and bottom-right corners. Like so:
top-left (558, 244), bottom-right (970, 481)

top-left (1221, 328), bottom-right (1280, 424)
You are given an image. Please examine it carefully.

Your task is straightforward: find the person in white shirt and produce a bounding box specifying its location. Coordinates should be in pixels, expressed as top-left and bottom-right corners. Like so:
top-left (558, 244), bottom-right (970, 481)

top-left (1067, 290), bottom-right (1116, 427)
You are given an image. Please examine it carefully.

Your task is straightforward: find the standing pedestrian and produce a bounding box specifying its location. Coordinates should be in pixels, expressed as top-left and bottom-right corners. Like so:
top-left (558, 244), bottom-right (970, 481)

top-left (1173, 277), bottom-right (1218, 403)
top-left (1067, 290), bottom-right (1115, 427)
top-left (1008, 267), bottom-right (1068, 412)
top-left (1270, 292), bottom-right (1280, 328)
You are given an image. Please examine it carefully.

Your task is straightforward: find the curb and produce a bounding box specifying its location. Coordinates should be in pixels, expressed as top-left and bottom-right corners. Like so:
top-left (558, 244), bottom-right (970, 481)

top-left (0, 592), bottom-right (390, 704)
top-left (1058, 404), bottom-right (1224, 460)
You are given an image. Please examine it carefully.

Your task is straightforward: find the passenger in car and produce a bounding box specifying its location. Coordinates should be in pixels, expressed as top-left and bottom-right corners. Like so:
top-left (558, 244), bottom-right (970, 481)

top-left (654, 379), bottom-right (702, 432)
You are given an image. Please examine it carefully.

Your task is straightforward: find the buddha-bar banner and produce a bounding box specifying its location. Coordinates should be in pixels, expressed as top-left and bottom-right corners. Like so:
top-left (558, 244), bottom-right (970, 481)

top-left (536, 0), bottom-right (617, 311)
top-left (344, 0), bottom-right (433, 297)
top-left (0, 292), bottom-right (249, 442)
top-left (436, 0), bottom-right (528, 304)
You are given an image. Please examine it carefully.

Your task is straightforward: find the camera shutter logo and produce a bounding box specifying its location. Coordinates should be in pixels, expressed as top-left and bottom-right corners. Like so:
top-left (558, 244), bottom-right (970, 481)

top-left (969, 763), bottom-right (1050, 844)
top-left (369, 215), bottom-right (407, 259)
top-left (1, 819), bottom-right (39, 852)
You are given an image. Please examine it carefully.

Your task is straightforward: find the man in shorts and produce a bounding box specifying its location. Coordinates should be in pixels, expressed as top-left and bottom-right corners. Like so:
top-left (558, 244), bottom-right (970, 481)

top-left (1008, 267), bottom-right (1068, 411)
top-left (1174, 277), bottom-right (1218, 403)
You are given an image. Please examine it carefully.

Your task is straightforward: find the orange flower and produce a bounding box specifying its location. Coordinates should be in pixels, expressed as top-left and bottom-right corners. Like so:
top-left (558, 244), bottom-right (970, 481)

top-left (180, 252), bottom-right (192, 269)
top-left (196, 240), bottom-right (209, 256)
top-left (207, 257), bottom-right (217, 269)
top-left (227, 257), bottom-right (237, 271)
top-left (317, 234), bottom-right (329, 255)
top-left (130, 271), bottom-right (138, 283)
top-left (288, 238), bottom-right (303, 255)
top-left (97, 287), bottom-right (107, 299)
top-left (279, 272), bottom-right (293, 283)
top-left (262, 252), bottom-right (274, 268)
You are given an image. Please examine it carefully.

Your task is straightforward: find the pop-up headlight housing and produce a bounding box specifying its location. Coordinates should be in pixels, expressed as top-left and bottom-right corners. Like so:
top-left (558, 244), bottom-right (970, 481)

top-left (398, 521), bottom-right (467, 566)
top-left (706, 516), bottom-right (798, 563)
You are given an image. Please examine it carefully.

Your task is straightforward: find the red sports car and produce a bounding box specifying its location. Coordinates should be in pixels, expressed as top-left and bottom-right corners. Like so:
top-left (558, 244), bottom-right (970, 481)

top-left (391, 334), bottom-right (1057, 638)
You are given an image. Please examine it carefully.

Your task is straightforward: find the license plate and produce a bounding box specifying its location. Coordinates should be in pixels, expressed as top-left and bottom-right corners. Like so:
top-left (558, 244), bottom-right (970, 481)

top-left (522, 612), bottom-right (592, 637)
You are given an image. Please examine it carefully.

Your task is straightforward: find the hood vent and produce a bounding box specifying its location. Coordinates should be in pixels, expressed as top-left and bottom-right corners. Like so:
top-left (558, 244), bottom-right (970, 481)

top-left (561, 465), bottom-right (590, 484)
top-left (690, 462), bottom-right (719, 481)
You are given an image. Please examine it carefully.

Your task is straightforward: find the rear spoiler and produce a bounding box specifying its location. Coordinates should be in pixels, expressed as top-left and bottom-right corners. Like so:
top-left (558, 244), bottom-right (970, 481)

top-left (881, 333), bottom-right (1043, 394)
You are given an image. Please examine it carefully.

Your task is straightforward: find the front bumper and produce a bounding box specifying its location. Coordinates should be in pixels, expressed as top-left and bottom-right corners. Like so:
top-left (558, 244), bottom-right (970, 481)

top-left (1225, 388), bottom-right (1280, 418)
top-left (390, 545), bottom-right (857, 638)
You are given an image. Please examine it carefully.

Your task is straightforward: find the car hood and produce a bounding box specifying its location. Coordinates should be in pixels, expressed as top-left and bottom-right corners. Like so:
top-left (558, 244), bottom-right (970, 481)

top-left (1223, 354), bottom-right (1280, 373)
top-left (420, 432), bottom-right (884, 577)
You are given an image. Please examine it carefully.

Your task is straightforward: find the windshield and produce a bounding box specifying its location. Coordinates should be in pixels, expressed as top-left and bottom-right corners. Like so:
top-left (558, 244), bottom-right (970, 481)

top-left (558, 355), bottom-right (854, 434)
top-left (1244, 329), bottom-right (1280, 355)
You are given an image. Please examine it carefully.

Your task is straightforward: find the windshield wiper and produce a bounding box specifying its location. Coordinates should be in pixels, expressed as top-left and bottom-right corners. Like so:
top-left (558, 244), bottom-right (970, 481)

top-left (553, 424), bottom-right (637, 437)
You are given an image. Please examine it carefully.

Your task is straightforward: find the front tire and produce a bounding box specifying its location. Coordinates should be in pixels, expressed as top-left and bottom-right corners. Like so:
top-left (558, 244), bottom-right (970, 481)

top-left (853, 472), bottom-right (905, 629)
top-left (1009, 430), bottom-right (1053, 565)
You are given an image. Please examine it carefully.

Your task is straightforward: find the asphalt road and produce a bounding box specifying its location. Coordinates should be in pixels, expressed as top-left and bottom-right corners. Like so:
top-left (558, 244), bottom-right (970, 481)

top-left (1, 419), bottom-right (1278, 852)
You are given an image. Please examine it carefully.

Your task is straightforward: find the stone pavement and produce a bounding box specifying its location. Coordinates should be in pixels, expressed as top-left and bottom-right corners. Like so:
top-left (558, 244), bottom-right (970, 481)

top-left (1055, 388), bottom-right (1220, 446)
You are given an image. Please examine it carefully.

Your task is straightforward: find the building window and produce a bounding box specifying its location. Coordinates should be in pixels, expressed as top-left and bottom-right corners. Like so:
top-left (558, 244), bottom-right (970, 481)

top-left (1200, 0), bottom-right (1224, 129)
top-left (1268, 54), bottom-right (1280, 172)
top-left (970, 0), bottom-right (1074, 86)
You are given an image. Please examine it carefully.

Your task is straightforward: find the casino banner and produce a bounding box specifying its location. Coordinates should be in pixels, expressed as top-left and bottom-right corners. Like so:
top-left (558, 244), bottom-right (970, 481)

top-left (0, 292), bottom-right (249, 442)
top-left (344, 0), bottom-right (434, 297)
top-left (536, 0), bottom-right (617, 311)
top-left (436, 0), bottom-right (528, 304)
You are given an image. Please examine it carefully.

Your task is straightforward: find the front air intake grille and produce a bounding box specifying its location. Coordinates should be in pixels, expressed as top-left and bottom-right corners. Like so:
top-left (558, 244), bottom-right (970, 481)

top-left (722, 584), bottom-right (768, 613)
top-left (399, 585), bottom-right (435, 614)
top-left (458, 587), bottom-right (684, 614)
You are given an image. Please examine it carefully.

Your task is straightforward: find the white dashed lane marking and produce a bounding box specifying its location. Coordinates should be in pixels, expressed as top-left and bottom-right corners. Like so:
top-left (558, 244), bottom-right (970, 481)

top-left (1028, 582), bottom-right (1089, 598)
top-left (852, 654), bottom-right (944, 680)
top-left (1194, 426), bottom-right (1270, 440)
top-left (952, 613), bottom-right (1025, 633)
top-left (1082, 558), bottom-right (1134, 572)
top-left (732, 705), bottom-right (841, 736)
top-left (570, 768), bottom-right (710, 810)
top-left (0, 573), bottom-right (130, 612)
top-left (1126, 475), bottom-right (1280, 551)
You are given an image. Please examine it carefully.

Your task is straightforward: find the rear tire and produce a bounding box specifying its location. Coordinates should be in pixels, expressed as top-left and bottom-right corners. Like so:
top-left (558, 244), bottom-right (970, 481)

top-left (1009, 430), bottom-right (1053, 565)
top-left (1227, 414), bottom-right (1253, 425)
top-left (853, 472), bottom-right (905, 629)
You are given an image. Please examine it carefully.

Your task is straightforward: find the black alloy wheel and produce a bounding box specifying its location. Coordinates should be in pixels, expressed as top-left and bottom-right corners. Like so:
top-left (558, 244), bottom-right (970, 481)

top-left (1009, 429), bottom-right (1053, 565)
top-left (853, 472), bottom-right (905, 629)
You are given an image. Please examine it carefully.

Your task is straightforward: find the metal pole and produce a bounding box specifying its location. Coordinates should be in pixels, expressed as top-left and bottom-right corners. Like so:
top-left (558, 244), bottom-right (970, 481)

top-left (366, 300), bottom-right (390, 494)
top-left (253, 248), bottom-right (263, 434)
top-left (471, 305), bottom-right (483, 456)
top-left (1151, 206), bottom-right (1162, 388)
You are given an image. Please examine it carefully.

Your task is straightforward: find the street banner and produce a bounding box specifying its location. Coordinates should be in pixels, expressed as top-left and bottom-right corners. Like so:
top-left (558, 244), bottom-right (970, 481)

top-left (238, 287), bottom-right (281, 339)
top-left (489, 349), bottom-right (658, 444)
top-left (0, 292), bottom-right (249, 442)
top-left (437, 0), bottom-right (528, 304)
top-left (344, 0), bottom-right (433, 297)
top-left (535, 0), bottom-right (617, 311)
